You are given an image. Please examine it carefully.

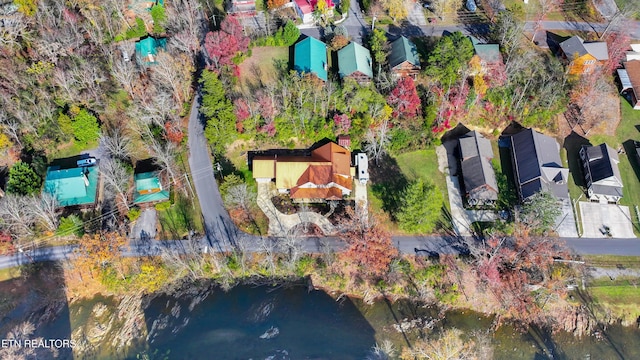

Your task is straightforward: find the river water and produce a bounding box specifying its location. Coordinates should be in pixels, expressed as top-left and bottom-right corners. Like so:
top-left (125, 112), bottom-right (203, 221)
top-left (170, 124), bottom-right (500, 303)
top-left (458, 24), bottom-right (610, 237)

top-left (36, 283), bottom-right (640, 359)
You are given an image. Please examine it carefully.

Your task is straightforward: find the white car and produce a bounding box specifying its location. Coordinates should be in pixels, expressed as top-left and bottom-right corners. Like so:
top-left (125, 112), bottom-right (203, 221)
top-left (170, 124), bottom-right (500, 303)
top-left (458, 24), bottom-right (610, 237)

top-left (76, 157), bottom-right (97, 167)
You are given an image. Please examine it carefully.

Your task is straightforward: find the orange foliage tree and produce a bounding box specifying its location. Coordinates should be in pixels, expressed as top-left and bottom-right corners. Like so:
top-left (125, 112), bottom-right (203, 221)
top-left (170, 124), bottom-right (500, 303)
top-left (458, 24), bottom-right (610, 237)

top-left (267, 0), bottom-right (287, 9)
top-left (73, 232), bottom-right (127, 279)
top-left (338, 208), bottom-right (398, 281)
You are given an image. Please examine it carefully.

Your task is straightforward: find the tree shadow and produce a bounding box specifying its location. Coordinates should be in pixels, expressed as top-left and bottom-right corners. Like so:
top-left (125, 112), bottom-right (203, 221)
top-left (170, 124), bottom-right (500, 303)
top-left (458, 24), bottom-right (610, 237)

top-left (526, 323), bottom-right (567, 360)
top-left (0, 262), bottom-right (72, 359)
top-left (369, 153), bottom-right (409, 218)
top-left (546, 31), bottom-right (571, 55)
top-left (623, 140), bottom-right (640, 182)
top-left (142, 282), bottom-right (377, 358)
top-left (387, 21), bottom-right (425, 40)
top-left (563, 131), bottom-right (591, 189)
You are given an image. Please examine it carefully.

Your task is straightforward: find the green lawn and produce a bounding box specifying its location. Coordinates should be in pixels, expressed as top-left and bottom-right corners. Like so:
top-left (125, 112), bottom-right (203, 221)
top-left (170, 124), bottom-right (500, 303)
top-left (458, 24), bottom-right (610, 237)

top-left (395, 149), bottom-right (447, 198)
top-left (368, 149), bottom-right (449, 232)
top-left (589, 284), bottom-right (640, 321)
top-left (588, 97), bottom-right (640, 233)
top-left (237, 46), bottom-right (289, 95)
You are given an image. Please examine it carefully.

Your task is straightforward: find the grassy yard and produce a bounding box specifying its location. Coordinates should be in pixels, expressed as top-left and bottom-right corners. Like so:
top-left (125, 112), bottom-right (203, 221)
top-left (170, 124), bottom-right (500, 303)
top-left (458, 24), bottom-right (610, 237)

top-left (237, 46), bottom-right (289, 95)
top-left (395, 149), bottom-right (448, 198)
top-left (368, 149), bottom-right (449, 232)
top-left (589, 282), bottom-right (640, 322)
top-left (586, 97), bottom-right (640, 232)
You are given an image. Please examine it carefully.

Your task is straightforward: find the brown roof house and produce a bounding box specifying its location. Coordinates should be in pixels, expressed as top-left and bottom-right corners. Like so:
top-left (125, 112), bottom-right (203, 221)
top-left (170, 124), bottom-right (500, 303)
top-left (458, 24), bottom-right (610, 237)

top-left (388, 36), bottom-right (421, 79)
top-left (558, 36), bottom-right (609, 75)
top-left (251, 142), bottom-right (354, 201)
top-left (618, 60), bottom-right (640, 110)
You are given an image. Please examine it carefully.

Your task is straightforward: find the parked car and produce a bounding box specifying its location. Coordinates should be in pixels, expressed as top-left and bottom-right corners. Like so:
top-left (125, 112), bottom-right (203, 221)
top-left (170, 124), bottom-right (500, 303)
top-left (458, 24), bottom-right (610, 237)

top-left (77, 157), bottom-right (96, 167)
top-left (466, 0), bottom-right (476, 11)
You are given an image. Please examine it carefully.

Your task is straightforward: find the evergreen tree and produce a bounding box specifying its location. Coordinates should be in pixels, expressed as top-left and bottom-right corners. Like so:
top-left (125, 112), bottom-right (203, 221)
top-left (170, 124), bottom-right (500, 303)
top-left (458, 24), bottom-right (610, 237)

top-left (7, 161), bottom-right (42, 195)
top-left (200, 70), bottom-right (237, 155)
top-left (71, 109), bottom-right (100, 145)
top-left (282, 21), bottom-right (300, 46)
top-left (369, 29), bottom-right (388, 73)
top-left (396, 179), bottom-right (443, 234)
top-left (519, 190), bottom-right (561, 235)
top-left (425, 31), bottom-right (474, 86)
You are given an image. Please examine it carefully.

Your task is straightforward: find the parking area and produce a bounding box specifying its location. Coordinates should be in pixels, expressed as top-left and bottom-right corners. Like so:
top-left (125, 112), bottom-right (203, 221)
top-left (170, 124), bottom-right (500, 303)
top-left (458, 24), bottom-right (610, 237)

top-left (579, 202), bottom-right (636, 239)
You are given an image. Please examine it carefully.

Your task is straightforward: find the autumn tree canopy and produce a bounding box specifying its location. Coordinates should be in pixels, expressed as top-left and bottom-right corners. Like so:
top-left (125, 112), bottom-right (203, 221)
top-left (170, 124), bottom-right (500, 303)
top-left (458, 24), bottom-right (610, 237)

top-left (204, 17), bottom-right (250, 72)
top-left (387, 77), bottom-right (421, 118)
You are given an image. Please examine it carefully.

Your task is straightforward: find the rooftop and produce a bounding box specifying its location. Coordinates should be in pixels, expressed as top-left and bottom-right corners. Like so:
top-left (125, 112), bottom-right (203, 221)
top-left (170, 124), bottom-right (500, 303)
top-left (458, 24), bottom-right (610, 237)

top-left (388, 36), bottom-right (420, 69)
top-left (294, 36), bottom-right (328, 82)
top-left (44, 165), bottom-right (100, 207)
top-left (560, 36), bottom-right (609, 61)
top-left (338, 42), bottom-right (373, 79)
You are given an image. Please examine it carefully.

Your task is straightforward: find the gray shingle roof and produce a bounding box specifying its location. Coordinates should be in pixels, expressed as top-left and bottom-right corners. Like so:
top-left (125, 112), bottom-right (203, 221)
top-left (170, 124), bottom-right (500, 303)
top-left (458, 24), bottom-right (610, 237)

top-left (510, 128), bottom-right (569, 200)
top-left (459, 131), bottom-right (498, 201)
top-left (560, 36), bottom-right (609, 61)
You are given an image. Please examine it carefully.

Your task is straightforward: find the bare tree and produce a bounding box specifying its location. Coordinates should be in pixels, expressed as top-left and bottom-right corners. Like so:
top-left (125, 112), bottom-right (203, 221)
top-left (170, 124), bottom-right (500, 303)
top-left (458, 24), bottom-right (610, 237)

top-left (364, 119), bottom-right (390, 166)
top-left (151, 52), bottom-right (194, 104)
top-left (259, 237), bottom-right (278, 274)
top-left (110, 57), bottom-right (137, 97)
top-left (224, 183), bottom-right (256, 213)
top-left (29, 193), bottom-right (59, 233)
top-left (101, 158), bottom-right (131, 211)
top-left (99, 131), bottom-right (133, 161)
top-left (0, 195), bottom-right (36, 239)
top-left (280, 228), bottom-right (304, 270)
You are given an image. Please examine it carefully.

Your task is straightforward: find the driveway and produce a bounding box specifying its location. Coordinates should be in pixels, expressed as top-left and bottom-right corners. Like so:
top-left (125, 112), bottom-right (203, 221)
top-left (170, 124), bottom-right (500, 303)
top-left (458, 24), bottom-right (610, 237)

top-left (437, 143), bottom-right (496, 237)
top-left (555, 199), bottom-right (579, 238)
top-left (256, 182), bottom-right (337, 236)
top-left (130, 208), bottom-right (157, 240)
top-left (579, 202), bottom-right (636, 239)
top-left (406, 0), bottom-right (427, 26)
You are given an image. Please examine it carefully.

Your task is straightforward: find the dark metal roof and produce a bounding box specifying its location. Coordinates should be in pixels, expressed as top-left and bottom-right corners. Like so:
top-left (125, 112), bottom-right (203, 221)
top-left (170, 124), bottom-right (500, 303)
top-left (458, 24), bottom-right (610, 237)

top-left (582, 143), bottom-right (623, 198)
top-left (458, 131), bottom-right (498, 201)
top-left (510, 128), bottom-right (569, 200)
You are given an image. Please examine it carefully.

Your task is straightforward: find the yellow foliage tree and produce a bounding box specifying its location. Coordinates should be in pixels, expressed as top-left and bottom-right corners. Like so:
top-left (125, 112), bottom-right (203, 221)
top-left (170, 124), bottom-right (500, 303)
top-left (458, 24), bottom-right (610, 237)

top-left (14, 0), bottom-right (37, 16)
top-left (382, 0), bottom-right (408, 22)
top-left (267, 0), bottom-right (287, 10)
top-left (73, 232), bottom-right (127, 279)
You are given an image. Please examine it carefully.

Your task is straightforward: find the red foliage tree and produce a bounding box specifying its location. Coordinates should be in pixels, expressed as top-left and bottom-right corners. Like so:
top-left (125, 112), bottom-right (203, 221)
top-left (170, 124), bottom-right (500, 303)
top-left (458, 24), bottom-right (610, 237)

top-left (0, 232), bottom-right (14, 255)
top-left (604, 32), bottom-right (631, 73)
top-left (333, 113), bottom-right (351, 134)
top-left (204, 17), bottom-right (250, 72)
top-left (339, 209), bottom-right (398, 280)
top-left (234, 98), bottom-right (251, 133)
top-left (257, 93), bottom-right (277, 121)
top-left (164, 121), bottom-right (184, 144)
top-left (432, 84), bottom-right (469, 133)
top-left (386, 77), bottom-right (421, 119)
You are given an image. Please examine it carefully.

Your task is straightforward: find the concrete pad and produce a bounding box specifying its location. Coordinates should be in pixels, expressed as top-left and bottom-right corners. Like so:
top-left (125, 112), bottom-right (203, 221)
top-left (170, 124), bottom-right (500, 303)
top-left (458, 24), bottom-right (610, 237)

top-left (406, 0), bottom-right (427, 26)
top-left (579, 202), bottom-right (636, 239)
top-left (555, 199), bottom-right (578, 238)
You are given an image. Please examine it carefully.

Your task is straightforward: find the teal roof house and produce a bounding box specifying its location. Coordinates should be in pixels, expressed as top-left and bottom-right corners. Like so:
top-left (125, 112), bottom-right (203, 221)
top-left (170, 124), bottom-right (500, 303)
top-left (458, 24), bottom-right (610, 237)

top-left (293, 36), bottom-right (328, 82)
top-left (133, 171), bottom-right (170, 204)
top-left (135, 36), bottom-right (167, 66)
top-left (44, 166), bottom-right (100, 207)
top-left (388, 36), bottom-right (421, 79)
top-left (338, 42), bottom-right (373, 84)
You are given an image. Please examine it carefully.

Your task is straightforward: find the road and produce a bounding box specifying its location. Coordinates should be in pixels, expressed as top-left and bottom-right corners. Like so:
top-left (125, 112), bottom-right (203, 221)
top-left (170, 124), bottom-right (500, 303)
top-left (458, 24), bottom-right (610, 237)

top-left (187, 92), bottom-right (245, 250)
top-left (302, 18), bottom-right (640, 44)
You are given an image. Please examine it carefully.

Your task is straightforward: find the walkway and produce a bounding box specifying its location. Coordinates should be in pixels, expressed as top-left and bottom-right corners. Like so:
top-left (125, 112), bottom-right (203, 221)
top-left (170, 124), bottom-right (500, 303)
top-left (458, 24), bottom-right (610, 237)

top-left (436, 144), bottom-right (496, 237)
top-left (256, 182), bottom-right (337, 236)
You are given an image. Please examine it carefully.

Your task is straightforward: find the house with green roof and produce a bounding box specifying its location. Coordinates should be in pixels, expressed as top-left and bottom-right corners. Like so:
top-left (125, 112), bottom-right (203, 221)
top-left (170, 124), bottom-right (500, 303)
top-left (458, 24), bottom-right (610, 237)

top-left (388, 36), bottom-right (421, 79)
top-left (469, 36), bottom-right (503, 76)
top-left (293, 36), bottom-right (328, 82)
top-left (133, 171), bottom-right (170, 204)
top-left (44, 165), bottom-right (100, 208)
top-left (338, 42), bottom-right (373, 84)
top-left (135, 36), bottom-right (167, 66)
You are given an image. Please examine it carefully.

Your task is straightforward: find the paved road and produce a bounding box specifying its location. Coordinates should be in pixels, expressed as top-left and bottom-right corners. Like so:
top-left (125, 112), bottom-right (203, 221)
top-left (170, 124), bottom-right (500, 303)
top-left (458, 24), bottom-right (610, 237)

top-left (187, 92), bottom-right (244, 250)
top-left (302, 18), bottom-right (640, 44)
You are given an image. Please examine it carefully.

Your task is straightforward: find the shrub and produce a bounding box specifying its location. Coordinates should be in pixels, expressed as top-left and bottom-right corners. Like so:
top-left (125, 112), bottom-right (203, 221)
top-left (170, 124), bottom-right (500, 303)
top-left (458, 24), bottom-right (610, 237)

top-left (127, 207), bottom-right (142, 221)
top-left (155, 201), bottom-right (171, 211)
top-left (57, 215), bottom-right (84, 237)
